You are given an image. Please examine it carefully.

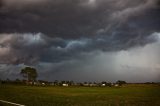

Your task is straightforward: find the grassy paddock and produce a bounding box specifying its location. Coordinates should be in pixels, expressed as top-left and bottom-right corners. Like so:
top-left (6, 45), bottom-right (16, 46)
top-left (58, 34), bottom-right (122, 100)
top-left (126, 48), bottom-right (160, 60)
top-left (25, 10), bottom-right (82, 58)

top-left (0, 84), bottom-right (160, 106)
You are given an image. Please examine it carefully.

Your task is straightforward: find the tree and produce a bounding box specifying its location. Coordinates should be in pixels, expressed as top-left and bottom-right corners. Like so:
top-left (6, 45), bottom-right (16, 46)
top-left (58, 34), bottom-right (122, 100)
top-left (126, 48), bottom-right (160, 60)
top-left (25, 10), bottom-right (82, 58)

top-left (116, 80), bottom-right (126, 86)
top-left (20, 67), bottom-right (38, 83)
top-left (69, 81), bottom-right (74, 86)
top-left (54, 80), bottom-right (59, 86)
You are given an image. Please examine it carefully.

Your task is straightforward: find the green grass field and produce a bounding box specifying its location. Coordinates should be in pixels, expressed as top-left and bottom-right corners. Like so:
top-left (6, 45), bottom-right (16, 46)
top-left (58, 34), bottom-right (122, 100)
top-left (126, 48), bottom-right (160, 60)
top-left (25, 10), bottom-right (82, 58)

top-left (0, 84), bottom-right (160, 106)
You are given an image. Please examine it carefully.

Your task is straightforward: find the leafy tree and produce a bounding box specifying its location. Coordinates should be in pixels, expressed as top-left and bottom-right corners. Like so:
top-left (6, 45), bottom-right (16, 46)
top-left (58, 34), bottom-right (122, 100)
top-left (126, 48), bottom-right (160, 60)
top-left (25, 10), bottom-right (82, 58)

top-left (106, 82), bottom-right (112, 87)
top-left (84, 82), bottom-right (88, 84)
top-left (54, 80), bottom-right (59, 86)
top-left (69, 81), bottom-right (74, 86)
top-left (20, 67), bottom-right (38, 83)
top-left (101, 81), bottom-right (107, 84)
top-left (116, 80), bottom-right (126, 86)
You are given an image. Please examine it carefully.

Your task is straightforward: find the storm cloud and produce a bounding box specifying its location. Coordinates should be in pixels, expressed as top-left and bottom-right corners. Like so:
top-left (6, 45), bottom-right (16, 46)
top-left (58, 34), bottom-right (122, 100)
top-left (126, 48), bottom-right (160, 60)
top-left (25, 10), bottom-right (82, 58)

top-left (1, 0), bottom-right (160, 38)
top-left (0, 0), bottom-right (160, 82)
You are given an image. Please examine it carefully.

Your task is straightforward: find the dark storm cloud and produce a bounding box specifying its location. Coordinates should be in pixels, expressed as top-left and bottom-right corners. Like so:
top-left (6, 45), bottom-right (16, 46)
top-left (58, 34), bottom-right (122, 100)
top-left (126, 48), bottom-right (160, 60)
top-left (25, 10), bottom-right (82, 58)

top-left (0, 0), bottom-right (160, 38)
top-left (0, 0), bottom-right (160, 64)
top-left (37, 33), bottom-right (160, 82)
top-left (0, 0), bottom-right (101, 38)
top-left (0, 0), bottom-right (160, 62)
top-left (0, 0), bottom-right (160, 81)
top-left (0, 32), bottom-right (158, 65)
top-left (0, 33), bottom-right (68, 64)
top-left (0, 0), bottom-right (159, 64)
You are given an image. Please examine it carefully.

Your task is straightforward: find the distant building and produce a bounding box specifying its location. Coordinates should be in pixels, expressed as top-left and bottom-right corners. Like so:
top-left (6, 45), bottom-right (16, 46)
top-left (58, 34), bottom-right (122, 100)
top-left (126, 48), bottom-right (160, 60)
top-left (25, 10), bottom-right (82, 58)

top-left (62, 84), bottom-right (69, 87)
top-left (101, 84), bottom-right (106, 86)
top-left (114, 84), bottom-right (119, 87)
top-left (42, 83), bottom-right (46, 86)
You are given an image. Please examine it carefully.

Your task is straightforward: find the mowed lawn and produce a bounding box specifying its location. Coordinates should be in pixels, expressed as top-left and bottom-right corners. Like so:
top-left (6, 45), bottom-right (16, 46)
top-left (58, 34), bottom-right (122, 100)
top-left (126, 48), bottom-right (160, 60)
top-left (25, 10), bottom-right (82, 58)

top-left (0, 84), bottom-right (160, 106)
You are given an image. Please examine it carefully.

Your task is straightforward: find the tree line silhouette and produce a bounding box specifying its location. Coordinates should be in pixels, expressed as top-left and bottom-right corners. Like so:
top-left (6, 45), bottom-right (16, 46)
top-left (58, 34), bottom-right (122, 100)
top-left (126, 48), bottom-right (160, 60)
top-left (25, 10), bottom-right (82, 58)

top-left (2, 66), bottom-right (157, 87)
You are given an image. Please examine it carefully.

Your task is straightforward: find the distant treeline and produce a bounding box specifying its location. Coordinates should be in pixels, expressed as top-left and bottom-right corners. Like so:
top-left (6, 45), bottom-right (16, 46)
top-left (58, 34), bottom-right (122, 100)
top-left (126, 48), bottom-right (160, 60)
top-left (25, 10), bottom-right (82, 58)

top-left (0, 79), bottom-right (159, 87)
top-left (1, 67), bottom-right (158, 87)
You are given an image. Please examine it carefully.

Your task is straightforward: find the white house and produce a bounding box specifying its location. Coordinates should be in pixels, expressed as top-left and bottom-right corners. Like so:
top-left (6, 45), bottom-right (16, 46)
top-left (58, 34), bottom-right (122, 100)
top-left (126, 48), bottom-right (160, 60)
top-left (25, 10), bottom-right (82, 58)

top-left (42, 83), bottom-right (46, 86)
top-left (101, 84), bottom-right (106, 86)
top-left (62, 83), bottom-right (69, 87)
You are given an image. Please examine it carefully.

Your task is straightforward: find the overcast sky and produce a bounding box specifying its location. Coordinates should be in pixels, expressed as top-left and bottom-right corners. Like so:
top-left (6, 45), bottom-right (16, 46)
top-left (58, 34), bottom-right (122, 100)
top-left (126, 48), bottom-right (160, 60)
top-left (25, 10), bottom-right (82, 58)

top-left (0, 0), bottom-right (160, 82)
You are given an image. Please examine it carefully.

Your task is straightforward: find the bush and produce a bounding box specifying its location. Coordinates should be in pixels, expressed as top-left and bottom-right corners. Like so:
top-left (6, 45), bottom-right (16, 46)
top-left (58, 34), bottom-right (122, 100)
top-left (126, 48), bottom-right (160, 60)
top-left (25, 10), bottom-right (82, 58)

top-left (116, 80), bottom-right (126, 86)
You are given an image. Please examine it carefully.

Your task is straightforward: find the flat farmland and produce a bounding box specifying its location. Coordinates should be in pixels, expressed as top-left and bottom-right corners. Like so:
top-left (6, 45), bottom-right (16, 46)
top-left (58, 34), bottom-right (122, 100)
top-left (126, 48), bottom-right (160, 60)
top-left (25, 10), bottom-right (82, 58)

top-left (0, 84), bottom-right (160, 106)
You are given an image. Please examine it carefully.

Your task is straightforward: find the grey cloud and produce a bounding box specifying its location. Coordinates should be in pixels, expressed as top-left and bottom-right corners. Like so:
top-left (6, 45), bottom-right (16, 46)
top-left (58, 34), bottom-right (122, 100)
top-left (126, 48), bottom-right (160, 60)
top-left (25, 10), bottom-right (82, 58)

top-left (0, 0), bottom-right (160, 81)
top-left (0, 64), bottom-right (23, 80)
top-left (0, 0), bottom-right (160, 39)
top-left (0, 33), bottom-right (48, 64)
top-left (0, 32), bottom-right (159, 65)
top-left (37, 36), bottom-right (160, 82)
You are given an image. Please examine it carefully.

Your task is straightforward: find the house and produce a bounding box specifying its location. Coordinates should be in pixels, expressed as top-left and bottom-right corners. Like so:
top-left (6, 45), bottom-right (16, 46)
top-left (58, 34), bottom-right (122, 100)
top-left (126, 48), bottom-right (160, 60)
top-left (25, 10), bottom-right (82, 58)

top-left (62, 83), bottom-right (69, 87)
top-left (42, 83), bottom-right (46, 86)
top-left (101, 84), bottom-right (106, 86)
top-left (114, 84), bottom-right (119, 87)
